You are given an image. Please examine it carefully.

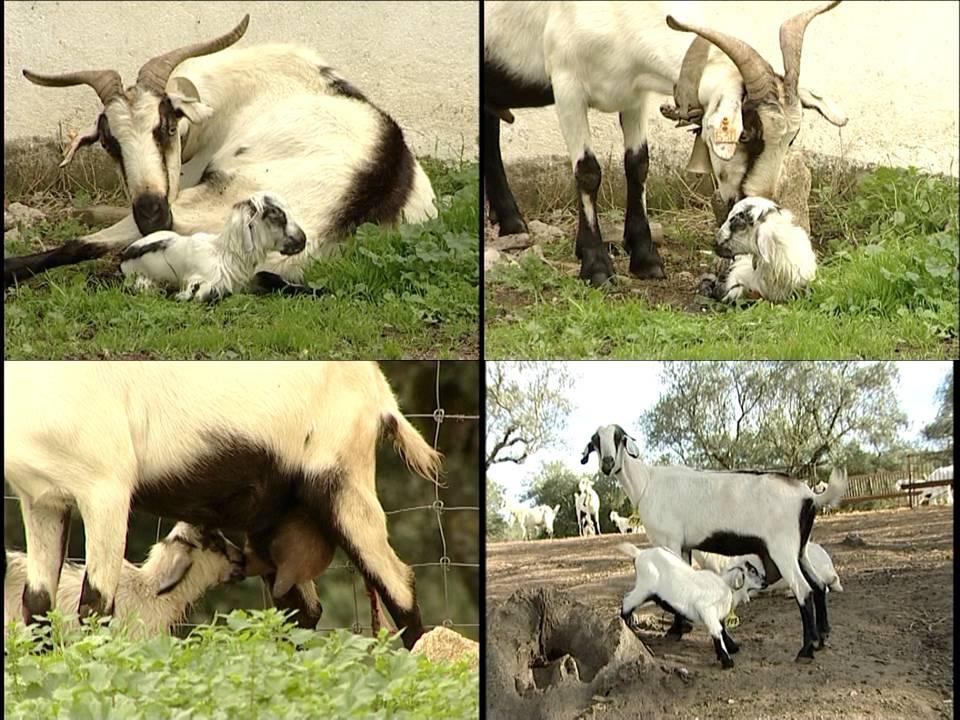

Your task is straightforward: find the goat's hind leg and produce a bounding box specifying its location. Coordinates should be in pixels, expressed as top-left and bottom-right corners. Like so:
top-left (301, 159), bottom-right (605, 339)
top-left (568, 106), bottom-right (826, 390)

top-left (619, 106), bottom-right (665, 279)
top-left (800, 553), bottom-right (830, 648)
top-left (74, 487), bottom-right (131, 619)
top-left (484, 107), bottom-right (527, 235)
top-left (19, 496), bottom-right (71, 627)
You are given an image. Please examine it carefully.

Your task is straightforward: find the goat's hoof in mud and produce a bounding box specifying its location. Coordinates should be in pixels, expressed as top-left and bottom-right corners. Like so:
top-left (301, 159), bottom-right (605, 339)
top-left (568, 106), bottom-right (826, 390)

top-left (795, 645), bottom-right (816, 662)
top-left (497, 215), bottom-right (527, 237)
top-left (628, 249), bottom-right (666, 280)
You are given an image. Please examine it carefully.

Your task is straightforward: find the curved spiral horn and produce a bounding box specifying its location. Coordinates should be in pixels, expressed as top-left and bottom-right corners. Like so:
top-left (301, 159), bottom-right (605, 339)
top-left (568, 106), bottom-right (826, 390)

top-left (136, 14), bottom-right (250, 94)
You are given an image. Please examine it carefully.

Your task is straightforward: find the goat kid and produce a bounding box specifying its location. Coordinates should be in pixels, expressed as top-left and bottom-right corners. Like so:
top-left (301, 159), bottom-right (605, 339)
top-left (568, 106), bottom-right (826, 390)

top-left (610, 510), bottom-right (639, 535)
top-left (485, 1), bottom-right (846, 285)
top-left (5, 523), bottom-right (244, 638)
top-left (4, 362), bottom-right (441, 650)
top-left (121, 192), bottom-right (307, 302)
top-left (698, 196), bottom-right (817, 303)
top-left (583, 423), bottom-right (848, 660)
top-left (618, 544), bottom-right (765, 668)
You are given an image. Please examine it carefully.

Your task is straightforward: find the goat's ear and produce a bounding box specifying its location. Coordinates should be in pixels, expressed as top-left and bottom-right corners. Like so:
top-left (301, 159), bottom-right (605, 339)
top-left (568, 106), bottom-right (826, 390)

top-left (156, 553), bottom-right (194, 595)
top-left (580, 443), bottom-right (594, 465)
top-left (623, 435), bottom-right (641, 459)
top-left (732, 567), bottom-right (745, 591)
top-left (59, 119), bottom-right (102, 168)
top-left (703, 98), bottom-right (743, 161)
top-left (167, 76), bottom-right (214, 125)
top-left (240, 205), bottom-right (256, 254)
top-left (755, 223), bottom-right (777, 264)
top-left (798, 87), bottom-right (847, 127)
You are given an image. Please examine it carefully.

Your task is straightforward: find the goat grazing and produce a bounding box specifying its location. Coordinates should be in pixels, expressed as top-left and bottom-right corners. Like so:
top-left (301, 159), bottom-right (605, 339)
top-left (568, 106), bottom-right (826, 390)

top-left (618, 544), bottom-right (765, 668)
top-left (5, 523), bottom-right (244, 638)
top-left (698, 197), bottom-right (817, 303)
top-left (610, 510), bottom-right (638, 535)
top-left (6, 15), bottom-right (437, 291)
top-left (582, 423), bottom-right (848, 660)
top-left (120, 192), bottom-right (307, 302)
top-left (574, 478), bottom-right (601, 536)
top-left (484, 1), bottom-right (846, 285)
top-left (3, 362), bottom-right (441, 650)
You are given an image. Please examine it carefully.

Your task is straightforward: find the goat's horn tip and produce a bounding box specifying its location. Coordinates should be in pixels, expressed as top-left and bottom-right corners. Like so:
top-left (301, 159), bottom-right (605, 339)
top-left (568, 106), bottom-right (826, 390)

top-left (665, 15), bottom-right (685, 31)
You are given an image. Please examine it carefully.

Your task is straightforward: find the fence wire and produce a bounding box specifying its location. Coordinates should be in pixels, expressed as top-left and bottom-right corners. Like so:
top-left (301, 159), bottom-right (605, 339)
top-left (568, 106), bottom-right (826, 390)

top-left (4, 361), bottom-right (480, 636)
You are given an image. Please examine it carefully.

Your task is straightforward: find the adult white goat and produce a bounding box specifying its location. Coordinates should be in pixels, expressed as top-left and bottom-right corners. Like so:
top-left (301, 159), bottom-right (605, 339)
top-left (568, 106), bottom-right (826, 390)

top-left (698, 197), bottom-right (817, 303)
top-left (574, 478), bottom-right (601, 536)
top-left (3, 362), bottom-right (441, 650)
top-left (5, 523), bottom-right (245, 638)
top-left (582, 423), bottom-right (848, 661)
top-left (484, 1), bottom-right (846, 285)
top-left (120, 192), bottom-right (307, 301)
top-left (6, 15), bottom-right (437, 292)
top-left (508, 504), bottom-right (561, 540)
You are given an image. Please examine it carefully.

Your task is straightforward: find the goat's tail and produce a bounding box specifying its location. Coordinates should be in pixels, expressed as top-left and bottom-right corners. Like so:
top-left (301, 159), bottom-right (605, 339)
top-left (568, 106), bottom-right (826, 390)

top-left (401, 161), bottom-right (439, 223)
top-left (617, 543), bottom-right (643, 560)
top-left (814, 467), bottom-right (848, 510)
top-left (381, 411), bottom-right (443, 487)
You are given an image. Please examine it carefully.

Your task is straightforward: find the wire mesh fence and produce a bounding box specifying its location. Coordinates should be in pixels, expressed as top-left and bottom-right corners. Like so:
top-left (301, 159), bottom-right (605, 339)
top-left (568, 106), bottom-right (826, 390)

top-left (3, 361), bottom-right (480, 638)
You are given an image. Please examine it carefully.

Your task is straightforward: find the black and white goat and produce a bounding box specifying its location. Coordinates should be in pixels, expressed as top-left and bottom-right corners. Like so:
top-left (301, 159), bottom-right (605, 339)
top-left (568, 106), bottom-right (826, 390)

top-left (484, 1), bottom-right (846, 285)
top-left (618, 545), bottom-right (765, 668)
top-left (6, 15), bottom-right (436, 291)
top-left (582, 424), bottom-right (848, 660)
top-left (5, 523), bottom-right (244, 638)
top-left (3, 362), bottom-right (442, 650)
top-left (120, 192), bottom-right (307, 301)
top-left (698, 197), bottom-right (817, 303)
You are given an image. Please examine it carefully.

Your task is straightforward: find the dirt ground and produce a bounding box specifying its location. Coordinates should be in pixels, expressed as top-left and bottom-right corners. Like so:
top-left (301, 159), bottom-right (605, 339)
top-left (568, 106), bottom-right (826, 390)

top-left (486, 507), bottom-right (954, 720)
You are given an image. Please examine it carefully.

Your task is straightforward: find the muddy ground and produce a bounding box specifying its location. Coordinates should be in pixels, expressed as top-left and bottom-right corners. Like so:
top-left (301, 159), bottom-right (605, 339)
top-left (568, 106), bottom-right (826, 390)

top-left (486, 507), bottom-right (954, 720)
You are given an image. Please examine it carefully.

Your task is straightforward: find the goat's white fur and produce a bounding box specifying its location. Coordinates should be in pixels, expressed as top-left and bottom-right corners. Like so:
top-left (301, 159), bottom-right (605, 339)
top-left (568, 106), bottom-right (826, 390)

top-left (3, 362), bottom-right (441, 642)
top-left (583, 423), bottom-right (848, 658)
top-left (574, 478), bottom-right (601, 536)
top-left (712, 197), bottom-right (817, 303)
top-left (618, 544), bottom-right (764, 667)
top-left (120, 192), bottom-right (306, 301)
top-left (508, 504), bottom-right (561, 540)
top-left (4, 523), bottom-right (242, 637)
top-left (694, 541), bottom-right (843, 597)
top-left (609, 510), bottom-right (639, 535)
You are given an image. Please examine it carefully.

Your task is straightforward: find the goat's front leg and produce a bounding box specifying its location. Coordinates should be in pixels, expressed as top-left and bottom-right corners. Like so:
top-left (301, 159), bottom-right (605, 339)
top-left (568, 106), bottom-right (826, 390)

top-left (665, 547), bottom-right (695, 638)
top-left (74, 487), bottom-right (130, 618)
top-left (554, 78), bottom-right (614, 286)
top-left (620, 107), bottom-right (665, 279)
top-left (19, 496), bottom-right (71, 625)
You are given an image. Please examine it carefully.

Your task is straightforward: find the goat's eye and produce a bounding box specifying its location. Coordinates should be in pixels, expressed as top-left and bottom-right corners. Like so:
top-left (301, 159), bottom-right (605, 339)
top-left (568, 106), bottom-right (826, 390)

top-left (168, 125), bottom-right (177, 137)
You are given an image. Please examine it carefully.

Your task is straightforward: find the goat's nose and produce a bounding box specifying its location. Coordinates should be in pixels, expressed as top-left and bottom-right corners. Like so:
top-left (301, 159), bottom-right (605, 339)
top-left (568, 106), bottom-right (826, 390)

top-left (133, 194), bottom-right (172, 234)
top-left (281, 229), bottom-right (307, 255)
top-left (601, 457), bottom-right (614, 475)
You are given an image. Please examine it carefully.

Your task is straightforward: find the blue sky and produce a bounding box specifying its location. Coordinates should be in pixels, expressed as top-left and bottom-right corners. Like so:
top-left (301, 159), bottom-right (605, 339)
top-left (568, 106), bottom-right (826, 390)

top-left (488, 362), bottom-right (952, 505)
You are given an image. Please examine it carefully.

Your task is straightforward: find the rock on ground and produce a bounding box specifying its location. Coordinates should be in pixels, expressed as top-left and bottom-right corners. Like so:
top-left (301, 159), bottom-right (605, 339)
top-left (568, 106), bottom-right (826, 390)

top-left (411, 626), bottom-right (479, 669)
top-left (6, 202), bottom-right (46, 228)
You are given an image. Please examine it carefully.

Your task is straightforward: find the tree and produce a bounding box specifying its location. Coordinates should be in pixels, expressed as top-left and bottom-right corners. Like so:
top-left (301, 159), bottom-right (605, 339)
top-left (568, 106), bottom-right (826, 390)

top-left (923, 368), bottom-right (953, 450)
top-left (641, 362), bottom-right (907, 474)
top-left (486, 476), bottom-right (509, 540)
top-left (523, 461), bottom-right (633, 537)
top-left (486, 362), bottom-right (573, 469)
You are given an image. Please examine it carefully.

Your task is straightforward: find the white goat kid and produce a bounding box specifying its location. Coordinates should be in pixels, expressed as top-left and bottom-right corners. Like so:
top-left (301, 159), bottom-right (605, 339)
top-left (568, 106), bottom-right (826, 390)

top-left (3, 362), bottom-right (441, 650)
top-left (5, 523), bottom-right (244, 638)
top-left (484, 1), bottom-right (846, 286)
top-left (700, 197), bottom-right (817, 303)
top-left (610, 510), bottom-right (638, 535)
top-left (574, 478), bottom-right (601, 536)
top-left (618, 545), bottom-right (765, 668)
top-left (120, 192), bottom-right (307, 302)
top-left (7, 15), bottom-right (437, 291)
top-left (582, 423), bottom-right (848, 661)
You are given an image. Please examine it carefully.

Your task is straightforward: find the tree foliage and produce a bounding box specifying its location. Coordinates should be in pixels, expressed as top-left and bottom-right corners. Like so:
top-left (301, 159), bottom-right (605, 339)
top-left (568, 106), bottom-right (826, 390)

top-left (923, 368), bottom-right (954, 449)
top-left (640, 362), bottom-right (907, 475)
top-left (486, 362), bottom-right (573, 469)
top-left (486, 476), bottom-right (509, 540)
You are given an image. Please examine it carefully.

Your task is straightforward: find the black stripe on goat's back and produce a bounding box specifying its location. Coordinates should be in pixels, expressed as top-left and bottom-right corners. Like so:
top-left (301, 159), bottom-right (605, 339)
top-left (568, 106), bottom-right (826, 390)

top-left (333, 110), bottom-right (416, 236)
top-left (318, 65), bottom-right (368, 102)
top-left (119, 238), bottom-right (170, 262)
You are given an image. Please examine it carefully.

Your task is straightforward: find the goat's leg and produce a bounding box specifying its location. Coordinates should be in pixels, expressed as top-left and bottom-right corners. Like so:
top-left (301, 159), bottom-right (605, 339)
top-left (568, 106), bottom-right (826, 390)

top-left (19, 496), bottom-right (71, 626)
top-left (271, 578), bottom-right (323, 629)
top-left (553, 77), bottom-right (614, 286)
top-left (619, 106), bottom-right (665, 279)
top-left (666, 548), bottom-right (695, 638)
top-left (4, 213), bottom-right (142, 286)
top-left (592, 509), bottom-right (601, 535)
top-left (329, 483), bottom-right (423, 649)
top-left (706, 613), bottom-right (735, 669)
top-left (800, 554), bottom-right (830, 647)
top-left (770, 548), bottom-right (819, 660)
top-left (484, 107), bottom-right (527, 236)
top-left (74, 487), bottom-right (130, 619)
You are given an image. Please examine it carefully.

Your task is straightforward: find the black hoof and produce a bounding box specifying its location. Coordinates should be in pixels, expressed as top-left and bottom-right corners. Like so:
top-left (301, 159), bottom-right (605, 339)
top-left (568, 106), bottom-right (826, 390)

top-left (817, 636), bottom-right (829, 650)
top-left (795, 645), bottom-right (816, 662)
top-left (580, 256), bottom-right (616, 287)
top-left (497, 216), bottom-right (527, 237)
top-left (721, 657), bottom-right (735, 669)
top-left (728, 641), bottom-right (740, 655)
top-left (629, 255), bottom-right (666, 280)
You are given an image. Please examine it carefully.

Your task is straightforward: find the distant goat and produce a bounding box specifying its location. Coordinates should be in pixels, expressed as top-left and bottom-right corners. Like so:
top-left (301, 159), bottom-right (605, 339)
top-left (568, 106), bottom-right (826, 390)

top-left (508, 504), bottom-right (561, 540)
top-left (610, 510), bottom-right (639, 535)
top-left (574, 478), bottom-right (601, 536)
top-left (5, 523), bottom-right (244, 637)
top-left (121, 192), bottom-right (307, 301)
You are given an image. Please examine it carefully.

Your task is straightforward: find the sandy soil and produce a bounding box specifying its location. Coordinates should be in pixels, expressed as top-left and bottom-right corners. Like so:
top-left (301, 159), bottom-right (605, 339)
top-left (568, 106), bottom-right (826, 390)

top-left (486, 506), bottom-right (954, 720)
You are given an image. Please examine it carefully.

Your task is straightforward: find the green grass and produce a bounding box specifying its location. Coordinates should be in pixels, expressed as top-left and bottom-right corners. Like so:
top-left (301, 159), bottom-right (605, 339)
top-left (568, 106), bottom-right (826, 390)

top-left (486, 166), bottom-right (959, 359)
top-left (4, 609), bottom-right (478, 719)
top-left (4, 160), bottom-right (478, 359)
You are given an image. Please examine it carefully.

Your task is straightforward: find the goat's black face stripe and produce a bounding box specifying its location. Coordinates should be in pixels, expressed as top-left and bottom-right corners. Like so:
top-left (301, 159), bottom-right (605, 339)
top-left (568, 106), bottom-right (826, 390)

top-left (737, 104), bottom-right (766, 199)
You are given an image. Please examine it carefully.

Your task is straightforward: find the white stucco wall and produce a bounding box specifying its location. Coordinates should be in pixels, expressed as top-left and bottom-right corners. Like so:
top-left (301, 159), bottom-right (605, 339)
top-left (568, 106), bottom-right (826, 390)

top-left (495, 1), bottom-right (959, 177)
top-left (3, 0), bottom-right (478, 160)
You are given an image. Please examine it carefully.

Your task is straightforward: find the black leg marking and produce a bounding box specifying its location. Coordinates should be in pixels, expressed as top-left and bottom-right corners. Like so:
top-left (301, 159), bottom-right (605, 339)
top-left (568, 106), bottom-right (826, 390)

top-left (796, 595), bottom-right (819, 661)
top-left (22, 586), bottom-right (52, 626)
top-left (4, 240), bottom-right (108, 286)
top-left (249, 272), bottom-right (325, 298)
top-left (483, 108), bottom-right (527, 235)
top-left (623, 143), bottom-right (665, 279)
top-left (714, 636), bottom-right (735, 668)
top-left (800, 562), bottom-right (830, 646)
top-left (574, 152), bottom-right (613, 286)
top-left (78, 573), bottom-right (113, 619)
top-left (721, 626), bottom-right (740, 654)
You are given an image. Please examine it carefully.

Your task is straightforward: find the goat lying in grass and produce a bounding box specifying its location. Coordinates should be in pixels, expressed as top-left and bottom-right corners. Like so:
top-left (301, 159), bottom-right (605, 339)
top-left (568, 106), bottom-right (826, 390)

top-left (120, 192), bottom-right (306, 302)
top-left (5, 523), bottom-right (244, 637)
top-left (698, 197), bottom-right (817, 303)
